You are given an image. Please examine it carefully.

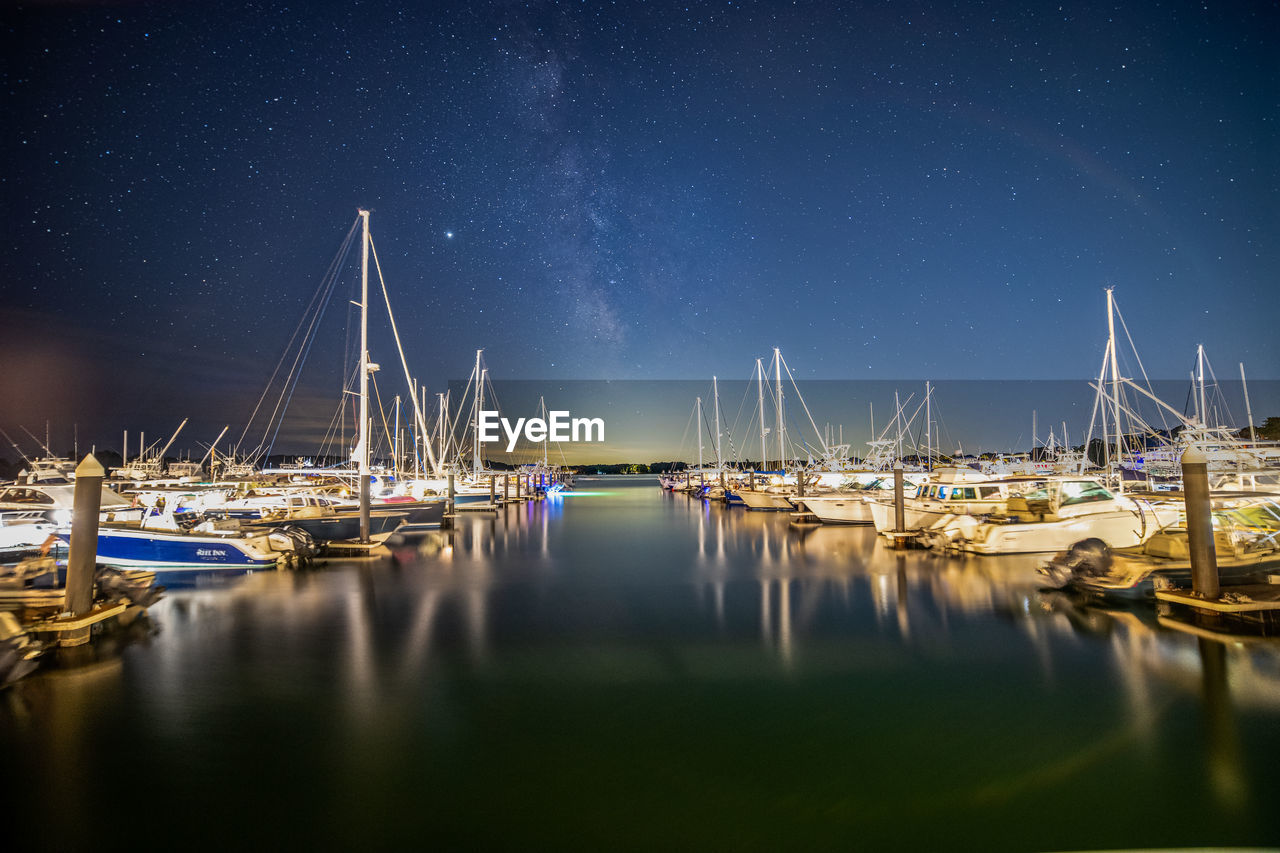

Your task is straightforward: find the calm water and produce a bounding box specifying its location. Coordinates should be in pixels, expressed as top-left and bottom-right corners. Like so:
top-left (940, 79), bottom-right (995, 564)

top-left (5, 476), bottom-right (1279, 851)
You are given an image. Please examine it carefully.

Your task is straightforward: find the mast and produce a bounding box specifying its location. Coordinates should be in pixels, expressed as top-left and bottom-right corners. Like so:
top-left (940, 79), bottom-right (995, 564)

top-left (358, 208), bottom-right (371, 543)
top-left (475, 365), bottom-right (487, 478)
top-left (155, 418), bottom-right (188, 468)
top-left (1241, 362), bottom-right (1256, 443)
top-left (757, 358), bottom-right (766, 470)
top-left (413, 382), bottom-right (421, 479)
top-left (438, 391), bottom-right (447, 469)
top-left (924, 381), bottom-right (932, 470)
top-left (471, 350), bottom-right (483, 477)
top-left (1197, 344), bottom-right (1208, 428)
top-left (1190, 370), bottom-right (1200, 427)
top-left (1106, 287), bottom-right (1123, 490)
top-left (773, 348), bottom-right (783, 471)
top-left (696, 396), bottom-right (704, 472)
top-left (540, 396), bottom-right (548, 467)
top-left (198, 425), bottom-right (230, 469)
top-left (712, 376), bottom-right (722, 470)
top-left (393, 395), bottom-right (401, 477)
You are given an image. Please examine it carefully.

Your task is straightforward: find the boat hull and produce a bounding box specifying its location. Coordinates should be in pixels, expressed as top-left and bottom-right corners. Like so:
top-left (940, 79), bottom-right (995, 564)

top-left (60, 527), bottom-right (280, 570)
top-left (794, 495), bottom-right (875, 524)
top-left (246, 509), bottom-right (409, 543)
top-left (736, 489), bottom-right (796, 511)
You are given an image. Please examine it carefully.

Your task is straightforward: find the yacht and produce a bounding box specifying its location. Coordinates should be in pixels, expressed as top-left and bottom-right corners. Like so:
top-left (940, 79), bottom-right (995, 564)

top-left (918, 477), bottom-right (1182, 554)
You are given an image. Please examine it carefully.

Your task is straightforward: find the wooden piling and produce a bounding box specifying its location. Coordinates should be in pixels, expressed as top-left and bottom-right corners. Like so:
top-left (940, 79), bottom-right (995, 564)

top-left (63, 454), bottom-right (105, 647)
top-left (893, 461), bottom-right (906, 550)
top-left (1182, 446), bottom-right (1219, 600)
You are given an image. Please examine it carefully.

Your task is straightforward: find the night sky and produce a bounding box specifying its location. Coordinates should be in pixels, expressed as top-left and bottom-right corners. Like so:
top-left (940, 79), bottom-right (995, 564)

top-left (2, 0), bottom-right (1276, 457)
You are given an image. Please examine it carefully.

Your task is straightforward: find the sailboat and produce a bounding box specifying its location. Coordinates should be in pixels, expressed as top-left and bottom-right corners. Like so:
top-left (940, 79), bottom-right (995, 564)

top-left (735, 349), bottom-right (848, 510)
top-left (1085, 289), bottom-right (1280, 491)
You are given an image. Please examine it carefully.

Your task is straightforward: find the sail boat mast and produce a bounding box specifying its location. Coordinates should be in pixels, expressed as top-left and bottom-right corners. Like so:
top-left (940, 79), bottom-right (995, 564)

top-left (438, 392), bottom-right (448, 468)
top-left (393, 395), bottom-right (401, 476)
top-left (696, 396), bottom-right (704, 472)
top-left (925, 381), bottom-right (932, 469)
top-left (1241, 362), bottom-right (1257, 443)
top-left (540, 396), bottom-right (549, 467)
top-left (471, 350), bottom-right (483, 477)
top-left (713, 376), bottom-right (722, 470)
top-left (757, 358), bottom-right (766, 470)
top-left (1197, 343), bottom-right (1208, 428)
top-left (773, 348), bottom-right (783, 471)
top-left (1106, 287), bottom-right (1123, 490)
top-left (358, 208), bottom-right (371, 543)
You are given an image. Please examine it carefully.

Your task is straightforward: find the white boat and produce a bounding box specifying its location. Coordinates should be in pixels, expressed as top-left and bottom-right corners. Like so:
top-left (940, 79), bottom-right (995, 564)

top-left (1040, 494), bottom-right (1280, 596)
top-left (867, 467), bottom-right (1009, 534)
top-left (792, 493), bottom-right (876, 523)
top-left (15, 457), bottom-right (78, 483)
top-left (918, 478), bottom-right (1182, 554)
top-left (0, 482), bottom-right (142, 555)
top-left (792, 471), bottom-right (930, 523)
top-left (737, 486), bottom-right (798, 511)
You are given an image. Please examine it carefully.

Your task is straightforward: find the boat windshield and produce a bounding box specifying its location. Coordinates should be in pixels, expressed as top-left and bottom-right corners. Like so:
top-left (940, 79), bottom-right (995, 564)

top-left (1058, 481), bottom-right (1113, 506)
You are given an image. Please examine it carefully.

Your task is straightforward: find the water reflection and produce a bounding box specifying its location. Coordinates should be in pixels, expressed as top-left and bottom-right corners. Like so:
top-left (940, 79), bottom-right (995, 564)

top-left (4, 479), bottom-right (1279, 849)
top-left (677, 492), bottom-right (1051, 667)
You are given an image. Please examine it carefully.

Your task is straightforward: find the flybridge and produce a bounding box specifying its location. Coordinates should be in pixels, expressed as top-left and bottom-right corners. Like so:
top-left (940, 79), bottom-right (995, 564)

top-left (478, 411), bottom-right (605, 453)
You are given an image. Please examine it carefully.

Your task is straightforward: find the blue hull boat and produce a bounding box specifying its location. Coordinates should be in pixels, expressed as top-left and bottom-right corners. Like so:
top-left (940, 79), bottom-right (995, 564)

top-left (58, 525), bottom-right (281, 571)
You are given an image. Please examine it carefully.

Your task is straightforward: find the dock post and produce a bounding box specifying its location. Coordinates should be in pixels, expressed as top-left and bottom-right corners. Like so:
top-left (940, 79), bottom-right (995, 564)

top-left (797, 467), bottom-right (806, 499)
top-left (893, 461), bottom-right (906, 550)
top-left (447, 472), bottom-right (456, 517)
top-left (1182, 447), bottom-right (1219, 599)
top-left (749, 470), bottom-right (755, 490)
top-left (64, 454), bottom-right (105, 647)
top-left (489, 474), bottom-right (496, 505)
top-left (504, 474), bottom-right (510, 502)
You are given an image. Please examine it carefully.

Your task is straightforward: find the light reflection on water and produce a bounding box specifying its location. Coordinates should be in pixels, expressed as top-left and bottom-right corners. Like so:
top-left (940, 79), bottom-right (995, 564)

top-left (4, 476), bottom-right (1279, 850)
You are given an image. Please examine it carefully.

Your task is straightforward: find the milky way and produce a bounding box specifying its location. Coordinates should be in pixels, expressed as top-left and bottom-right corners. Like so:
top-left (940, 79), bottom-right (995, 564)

top-left (2, 0), bottom-right (1276, 453)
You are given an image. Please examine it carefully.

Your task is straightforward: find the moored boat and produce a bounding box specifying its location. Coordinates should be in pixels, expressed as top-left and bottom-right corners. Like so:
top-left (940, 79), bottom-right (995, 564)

top-left (918, 478), bottom-right (1183, 555)
top-left (1038, 494), bottom-right (1280, 597)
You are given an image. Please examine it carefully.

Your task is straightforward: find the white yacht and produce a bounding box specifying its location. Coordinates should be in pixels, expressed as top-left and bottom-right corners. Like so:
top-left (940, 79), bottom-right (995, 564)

top-left (918, 478), bottom-right (1182, 554)
top-left (867, 467), bottom-right (1011, 534)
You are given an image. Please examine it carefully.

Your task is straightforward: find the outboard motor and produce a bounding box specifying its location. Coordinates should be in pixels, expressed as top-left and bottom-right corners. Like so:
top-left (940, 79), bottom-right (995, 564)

top-left (1040, 537), bottom-right (1112, 588)
top-left (267, 524), bottom-right (317, 568)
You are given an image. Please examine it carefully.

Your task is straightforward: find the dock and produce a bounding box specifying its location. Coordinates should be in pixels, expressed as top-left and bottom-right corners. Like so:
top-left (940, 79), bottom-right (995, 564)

top-left (26, 602), bottom-right (130, 637)
top-left (320, 540), bottom-right (391, 558)
top-left (1155, 584), bottom-right (1280, 614)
